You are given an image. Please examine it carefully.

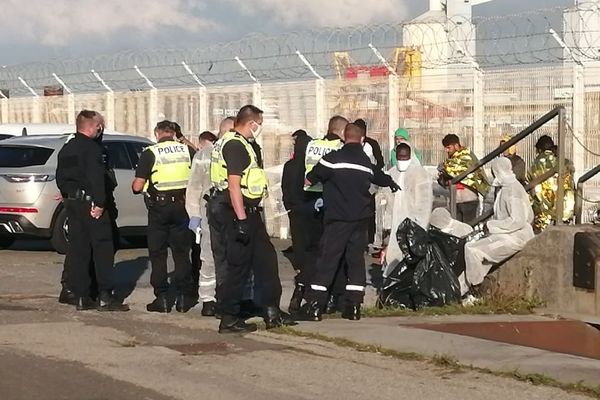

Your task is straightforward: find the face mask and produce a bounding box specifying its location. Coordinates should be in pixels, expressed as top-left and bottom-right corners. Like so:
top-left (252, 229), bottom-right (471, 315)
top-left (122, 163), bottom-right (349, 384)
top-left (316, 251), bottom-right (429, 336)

top-left (250, 121), bottom-right (263, 139)
top-left (396, 160), bottom-right (411, 172)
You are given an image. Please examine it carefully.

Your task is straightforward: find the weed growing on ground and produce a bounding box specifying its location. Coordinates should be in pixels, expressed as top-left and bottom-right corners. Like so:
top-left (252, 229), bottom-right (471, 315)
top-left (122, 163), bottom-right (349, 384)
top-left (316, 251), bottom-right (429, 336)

top-left (361, 295), bottom-right (543, 318)
top-left (272, 327), bottom-right (600, 399)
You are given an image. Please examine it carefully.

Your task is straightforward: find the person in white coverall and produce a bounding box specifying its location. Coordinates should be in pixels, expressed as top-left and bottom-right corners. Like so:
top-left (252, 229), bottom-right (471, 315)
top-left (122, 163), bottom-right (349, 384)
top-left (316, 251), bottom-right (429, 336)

top-left (458, 157), bottom-right (534, 295)
top-left (185, 131), bottom-right (218, 316)
top-left (384, 143), bottom-right (433, 270)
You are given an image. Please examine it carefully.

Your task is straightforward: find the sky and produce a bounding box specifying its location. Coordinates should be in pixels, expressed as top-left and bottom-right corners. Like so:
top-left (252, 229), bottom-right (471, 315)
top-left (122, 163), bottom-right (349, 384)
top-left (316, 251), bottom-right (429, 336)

top-left (0, 0), bottom-right (574, 66)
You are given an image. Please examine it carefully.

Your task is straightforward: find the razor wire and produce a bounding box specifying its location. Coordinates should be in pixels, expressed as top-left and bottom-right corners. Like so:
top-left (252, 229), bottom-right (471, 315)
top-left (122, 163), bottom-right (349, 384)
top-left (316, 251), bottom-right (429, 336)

top-left (2, 5), bottom-right (600, 95)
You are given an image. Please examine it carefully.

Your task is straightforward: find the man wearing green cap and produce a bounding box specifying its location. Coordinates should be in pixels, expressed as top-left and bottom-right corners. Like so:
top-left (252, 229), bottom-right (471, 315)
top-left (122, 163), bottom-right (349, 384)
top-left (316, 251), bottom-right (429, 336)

top-left (390, 128), bottom-right (421, 166)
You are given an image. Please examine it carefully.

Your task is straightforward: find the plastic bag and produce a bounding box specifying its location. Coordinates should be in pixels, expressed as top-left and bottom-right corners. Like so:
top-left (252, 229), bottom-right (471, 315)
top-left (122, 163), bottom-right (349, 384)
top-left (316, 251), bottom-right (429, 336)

top-left (428, 227), bottom-right (466, 279)
top-left (378, 219), bottom-right (462, 309)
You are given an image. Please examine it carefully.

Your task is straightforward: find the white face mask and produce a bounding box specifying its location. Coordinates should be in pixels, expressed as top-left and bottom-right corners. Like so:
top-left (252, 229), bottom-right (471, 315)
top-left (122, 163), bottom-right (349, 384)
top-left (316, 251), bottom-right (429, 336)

top-left (250, 121), bottom-right (263, 139)
top-left (396, 160), bottom-right (411, 172)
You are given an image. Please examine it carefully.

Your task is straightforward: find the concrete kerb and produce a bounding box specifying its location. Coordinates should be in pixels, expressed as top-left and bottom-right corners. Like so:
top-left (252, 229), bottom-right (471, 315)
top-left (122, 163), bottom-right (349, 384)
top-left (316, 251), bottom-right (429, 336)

top-left (273, 316), bottom-right (600, 397)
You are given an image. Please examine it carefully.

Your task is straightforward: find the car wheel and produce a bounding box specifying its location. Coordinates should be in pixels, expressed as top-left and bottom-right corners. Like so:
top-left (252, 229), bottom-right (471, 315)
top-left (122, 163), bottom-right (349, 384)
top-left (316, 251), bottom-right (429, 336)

top-left (0, 236), bottom-right (15, 249)
top-left (50, 209), bottom-right (69, 254)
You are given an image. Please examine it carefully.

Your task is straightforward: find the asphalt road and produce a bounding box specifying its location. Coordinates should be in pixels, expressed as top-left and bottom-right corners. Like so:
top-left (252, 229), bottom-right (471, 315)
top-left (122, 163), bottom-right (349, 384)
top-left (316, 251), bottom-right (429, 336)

top-left (0, 240), bottom-right (588, 400)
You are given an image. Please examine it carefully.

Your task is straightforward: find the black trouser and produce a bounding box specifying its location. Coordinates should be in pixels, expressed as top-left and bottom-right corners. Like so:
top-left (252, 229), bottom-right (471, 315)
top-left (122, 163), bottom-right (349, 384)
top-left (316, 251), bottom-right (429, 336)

top-left (64, 199), bottom-right (115, 298)
top-left (208, 196), bottom-right (254, 305)
top-left (147, 199), bottom-right (194, 297)
top-left (215, 207), bottom-right (282, 317)
top-left (191, 242), bottom-right (201, 299)
top-left (288, 209), bottom-right (307, 271)
top-left (61, 202), bottom-right (119, 294)
top-left (305, 219), bottom-right (369, 305)
top-left (368, 194), bottom-right (376, 244)
top-left (295, 200), bottom-right (323, 286)
top-left (457, 201), bottom-right (479, 224)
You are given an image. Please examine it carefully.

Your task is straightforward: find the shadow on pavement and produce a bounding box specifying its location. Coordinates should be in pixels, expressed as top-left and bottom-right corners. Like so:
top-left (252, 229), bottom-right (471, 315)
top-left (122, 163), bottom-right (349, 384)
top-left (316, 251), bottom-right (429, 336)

top-left (113, 256), bottom-right (150, 301)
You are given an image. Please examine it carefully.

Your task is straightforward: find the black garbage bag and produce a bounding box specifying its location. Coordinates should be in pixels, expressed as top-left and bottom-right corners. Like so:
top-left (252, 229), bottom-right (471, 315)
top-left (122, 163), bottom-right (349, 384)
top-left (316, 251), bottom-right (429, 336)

top-left (378, 219), bottom-right (462, 310)
top-left (429, 227), bottom-right (466, 279)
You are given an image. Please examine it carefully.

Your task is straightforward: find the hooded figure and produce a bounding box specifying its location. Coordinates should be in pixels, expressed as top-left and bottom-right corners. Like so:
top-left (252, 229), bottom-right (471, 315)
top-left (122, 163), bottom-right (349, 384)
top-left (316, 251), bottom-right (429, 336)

top-left (282, 130), bottom-right (316, 311)
top-left (384, 143), bottom-right (433, 270)
top-left (429, 208), bottom-right (474, 238)
top-left (282, 131), bottom-right (312, 212)
top-left (390, 128), bottom-right (422, 166)
top-left (527, 135), bottom-right (575, 233)
top-left (459, 157), bottom-right (535, 295)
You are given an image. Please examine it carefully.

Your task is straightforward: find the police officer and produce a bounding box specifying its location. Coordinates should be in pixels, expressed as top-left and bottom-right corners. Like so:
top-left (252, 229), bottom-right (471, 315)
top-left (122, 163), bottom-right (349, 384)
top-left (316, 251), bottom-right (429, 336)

top-left (56, 110), bottom-right (128, 311)
top-left (132, 121), bottom-right (195, 313)
top-left (297, 123), bottom-right (398, 321)
top-left (210, 105), bottom-right (295, 333)
top-left (58, 129), bottom-right (119, 305)
top-left (289, 116), bottom-right (349, 314)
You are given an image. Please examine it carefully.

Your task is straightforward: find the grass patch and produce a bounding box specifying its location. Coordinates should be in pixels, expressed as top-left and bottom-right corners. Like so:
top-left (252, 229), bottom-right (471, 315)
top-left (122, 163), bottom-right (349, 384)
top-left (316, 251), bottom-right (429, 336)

top-left (362, 295), bottom-right (543, 318)
top-left (272, 326), bottom-right (600, 399)
top-left (109, 338), bottom-right (141, 348)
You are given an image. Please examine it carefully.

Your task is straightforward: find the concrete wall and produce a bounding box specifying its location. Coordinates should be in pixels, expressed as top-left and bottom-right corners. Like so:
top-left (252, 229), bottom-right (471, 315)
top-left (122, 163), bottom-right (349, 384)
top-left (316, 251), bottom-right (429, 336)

top-left (481, 225), bottom-right (600, 319)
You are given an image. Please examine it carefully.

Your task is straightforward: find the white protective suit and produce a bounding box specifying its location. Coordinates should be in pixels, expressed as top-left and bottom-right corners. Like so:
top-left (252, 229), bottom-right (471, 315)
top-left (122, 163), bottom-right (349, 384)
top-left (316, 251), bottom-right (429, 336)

top-left (459, 157), bottom-right (534, 295)
top-left (429, 208), bottom-right (474, 238)
top-left (384, 158), bottom-right (433, 269)
top-left (184, 143), bottom-right (216, 303)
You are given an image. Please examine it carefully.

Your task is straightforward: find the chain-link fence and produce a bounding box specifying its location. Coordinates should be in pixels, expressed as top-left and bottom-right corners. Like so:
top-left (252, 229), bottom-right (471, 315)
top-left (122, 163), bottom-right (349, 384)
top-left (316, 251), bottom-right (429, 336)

top-left (2, 4), bottom-right (600, 233)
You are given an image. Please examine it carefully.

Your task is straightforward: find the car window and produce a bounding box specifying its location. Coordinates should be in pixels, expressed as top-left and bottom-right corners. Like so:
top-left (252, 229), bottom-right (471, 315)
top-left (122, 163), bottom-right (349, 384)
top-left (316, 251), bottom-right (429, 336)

top-left (0, 146), bottom-right (54, 167)
top-left (127, 142), bottom-right (150, 168)
top-left (103, 142), bottom-right (133, 170)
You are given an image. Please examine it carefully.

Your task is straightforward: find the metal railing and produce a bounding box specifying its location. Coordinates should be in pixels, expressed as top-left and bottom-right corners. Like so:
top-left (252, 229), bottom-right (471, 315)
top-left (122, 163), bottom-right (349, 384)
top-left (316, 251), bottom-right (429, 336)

top-left (449, 106), bottom-right (567, 224)
top-left (574, 164), bottom-right (600, 224)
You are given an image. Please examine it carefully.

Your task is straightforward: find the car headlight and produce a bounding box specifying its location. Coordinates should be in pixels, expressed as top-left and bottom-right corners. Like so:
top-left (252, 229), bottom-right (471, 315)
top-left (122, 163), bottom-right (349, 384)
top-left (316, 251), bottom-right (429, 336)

top-left (1, 174), bottom-right (55, 183)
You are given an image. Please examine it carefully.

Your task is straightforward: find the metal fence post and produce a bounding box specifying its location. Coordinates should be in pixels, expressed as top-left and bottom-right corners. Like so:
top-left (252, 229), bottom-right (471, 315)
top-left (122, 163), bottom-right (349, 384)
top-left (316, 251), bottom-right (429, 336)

top-left (296, 50), bottom-right (326, 137)
top-left (66, 94), bottom-right (75, 124)
top-left (199, 87), bottom-right (208, 132)
top-left (556, 107), bottom-right (566, 226)
top-left (0, 98), bottom-right (8, 123)
top-left (91, 70), bottom-right (115, 130)
top-left (572, 63), bottom-right (585, 181)
top-left (181, 61), bottom-right (208, 133)
top-left (315, 79), bottom-right (326, 137)
top-left (388, 74), bottom-right (400, 162)
top-left (473, 69), bottom-right (484, 157)
top-left (105, 92), bottom-right (115, 131)
top-left (31, 97), bottom-right (41, 123)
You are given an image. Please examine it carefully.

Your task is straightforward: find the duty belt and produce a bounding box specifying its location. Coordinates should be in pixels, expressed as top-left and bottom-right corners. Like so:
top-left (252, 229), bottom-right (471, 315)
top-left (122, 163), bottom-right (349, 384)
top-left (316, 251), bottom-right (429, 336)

top-left (245, 206), bottom-right (263, 214)
top-left (65, 189), bottom-right (91, 201)
top-left (148, 194), bottom-right (185, 203)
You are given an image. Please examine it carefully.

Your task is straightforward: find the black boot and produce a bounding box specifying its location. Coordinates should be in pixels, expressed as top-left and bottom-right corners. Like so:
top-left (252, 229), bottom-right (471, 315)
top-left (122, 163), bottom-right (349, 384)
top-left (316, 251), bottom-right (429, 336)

top-left (58, 287), bottom-right (76, 305)
top-left (264, 306), bottom-right (298, 330)
top-left (218, 315), bottom-right (258, 334)
top-left (342, 303), bottom-right (361, 321)
top-left (175, 294), bottom-right (198, 313)
top-left (288, 284), bottom-right (304, 314)
top-left (325, 294), bottom-right (340, 314)
top-left (201, 301), bottom-right (216, 317)
top-left (97, 291), bottom-right (130, 312)
top-left (238, 299), bottom-right (261, 319)
top-left (295, 301), bottom-right (323, 322)
top-left (75, 297), bottom-right (96, 311)
top-left (146, 295), bottom-right (171, 313)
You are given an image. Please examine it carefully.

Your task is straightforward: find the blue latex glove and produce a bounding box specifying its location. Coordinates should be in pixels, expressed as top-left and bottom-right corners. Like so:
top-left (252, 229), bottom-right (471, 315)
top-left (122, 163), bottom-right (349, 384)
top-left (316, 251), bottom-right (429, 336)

top-left (188, 216), bottom-right (202, 232)
top-left (314, 198), bottom-right (324, 212)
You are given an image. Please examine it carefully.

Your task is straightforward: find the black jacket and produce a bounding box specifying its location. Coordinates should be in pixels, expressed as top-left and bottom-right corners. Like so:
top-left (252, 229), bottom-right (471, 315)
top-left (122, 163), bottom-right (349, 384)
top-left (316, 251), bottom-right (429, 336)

top-left (307, 143), bottom-right (395, 222)
top-left (282, 134), bottom-right (311, 211)
top-left (364, 136), bottom-right (385, 170)
top-left (56, 133), bottom-right (107, 207)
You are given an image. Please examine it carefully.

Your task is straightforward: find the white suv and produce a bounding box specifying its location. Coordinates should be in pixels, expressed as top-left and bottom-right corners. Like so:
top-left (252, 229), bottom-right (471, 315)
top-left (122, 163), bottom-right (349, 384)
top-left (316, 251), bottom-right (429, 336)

top-left (0, 132), bottom-right (153, 253)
